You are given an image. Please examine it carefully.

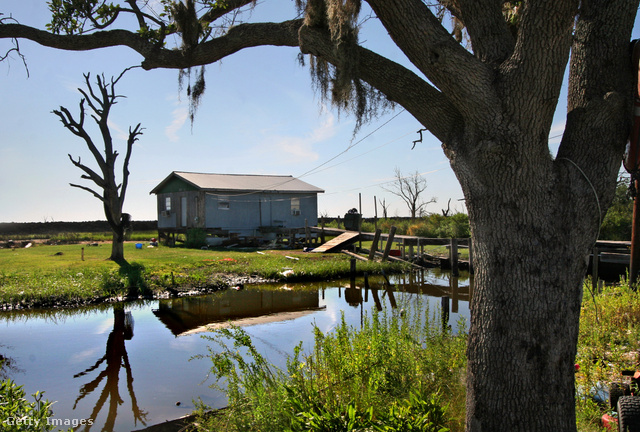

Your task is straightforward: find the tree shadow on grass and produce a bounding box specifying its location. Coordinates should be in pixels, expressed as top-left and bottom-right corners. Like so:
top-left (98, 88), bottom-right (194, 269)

top-left (117, 262), bottom-right (150, 298)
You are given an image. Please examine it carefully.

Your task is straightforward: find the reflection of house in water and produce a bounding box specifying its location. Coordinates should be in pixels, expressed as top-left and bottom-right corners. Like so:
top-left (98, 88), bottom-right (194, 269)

top-left (153, 289), bottom-right (322, 336)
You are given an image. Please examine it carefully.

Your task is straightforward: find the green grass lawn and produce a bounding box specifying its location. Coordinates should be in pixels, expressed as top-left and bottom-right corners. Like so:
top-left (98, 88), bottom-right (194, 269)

top-left (0, 242), bottom-right (407, 308)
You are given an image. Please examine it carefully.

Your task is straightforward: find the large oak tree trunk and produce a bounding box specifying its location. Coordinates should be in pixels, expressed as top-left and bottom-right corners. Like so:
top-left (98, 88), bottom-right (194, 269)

top-left (465, 191), bottom-right (587, 430)
top-left (453, 119), bottom-right (622, 430)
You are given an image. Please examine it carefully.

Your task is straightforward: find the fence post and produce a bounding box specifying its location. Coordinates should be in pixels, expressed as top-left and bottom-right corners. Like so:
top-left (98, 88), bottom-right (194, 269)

top-left (369, 229), bottom-right (382, 260)
top-left (450, 238), bottom-right (459, 277)
top-left (382, 226), bottom-right (397, 262)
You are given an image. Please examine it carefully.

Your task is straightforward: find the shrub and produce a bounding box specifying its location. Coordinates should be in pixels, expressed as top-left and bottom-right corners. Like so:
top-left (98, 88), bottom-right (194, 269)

top-left (0, 378), bottom-right (71, 431)
top-left (185, 228), bottom-right (207, 249)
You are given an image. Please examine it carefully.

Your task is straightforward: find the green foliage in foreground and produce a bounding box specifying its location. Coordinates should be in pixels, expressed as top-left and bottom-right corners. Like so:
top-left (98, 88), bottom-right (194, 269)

top-left (192, 299), bottom-right (467, 431)
top-left (0, 377), bottom-right (71, 432)
top-left (575, 280), bottom-right (640, 431)
top-left (190, 279), bottom-right (640, 432)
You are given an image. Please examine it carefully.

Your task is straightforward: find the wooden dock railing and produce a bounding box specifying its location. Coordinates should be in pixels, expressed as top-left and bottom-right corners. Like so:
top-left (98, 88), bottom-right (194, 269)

top-left (310, 226), bottom-right (472, 274)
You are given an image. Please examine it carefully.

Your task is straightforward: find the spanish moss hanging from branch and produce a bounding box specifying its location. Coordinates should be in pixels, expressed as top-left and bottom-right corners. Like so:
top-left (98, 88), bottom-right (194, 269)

top-left (301, 0), bottom-right (393, 134)
top-left (171, 0), bottom-right (209, 128)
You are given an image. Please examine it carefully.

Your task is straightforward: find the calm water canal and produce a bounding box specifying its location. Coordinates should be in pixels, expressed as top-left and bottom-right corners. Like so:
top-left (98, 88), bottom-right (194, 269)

top-left (0, 270), bottom-right (470, 432)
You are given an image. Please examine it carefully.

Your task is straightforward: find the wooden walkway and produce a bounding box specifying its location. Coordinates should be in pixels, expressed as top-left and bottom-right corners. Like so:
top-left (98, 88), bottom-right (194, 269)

top-left (310, 226), bottom-right (472, 274)
top-left (311, 231), bottom-right (360, 253)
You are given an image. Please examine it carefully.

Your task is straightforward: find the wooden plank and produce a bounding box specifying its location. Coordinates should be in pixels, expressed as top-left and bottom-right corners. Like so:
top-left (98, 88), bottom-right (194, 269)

top-left (311, 231), bottom-right (360, 253)
top-left (382, 226), bottom-right (397, 262)
top-left (368, 229), bottom-right (382, 260)
top-left (341, 250), bottom-right (369, 261)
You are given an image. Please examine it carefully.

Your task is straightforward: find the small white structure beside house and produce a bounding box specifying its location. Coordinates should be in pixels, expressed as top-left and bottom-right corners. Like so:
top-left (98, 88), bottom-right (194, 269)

top-left (150, 171), bottom-right (324, 242)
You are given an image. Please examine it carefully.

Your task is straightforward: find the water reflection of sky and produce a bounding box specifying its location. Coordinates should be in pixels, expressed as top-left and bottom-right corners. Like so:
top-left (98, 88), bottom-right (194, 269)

top-left (0, 273), bottom-right (469, 431)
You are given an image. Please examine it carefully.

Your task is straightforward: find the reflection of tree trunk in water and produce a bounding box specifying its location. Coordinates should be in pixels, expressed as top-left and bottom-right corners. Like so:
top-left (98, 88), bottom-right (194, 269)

top-left (73, 303), bottom-right (147, 431)
top-left (370, 287), bottom-right (382, 311)
top-left (384, 288), bottom-right (397, 309)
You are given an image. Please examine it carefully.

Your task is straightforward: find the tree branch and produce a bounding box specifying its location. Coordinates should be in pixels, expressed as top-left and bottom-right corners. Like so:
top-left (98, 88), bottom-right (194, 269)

top-left (67, 154), bottom-right (107, 189)
top-left (497, 0), bottom-right (578, 135)
top-left (200, 0), bottom-right (257, 24)
top-left (119, 123), bottom-right (143, 208)
top-left (0, 23), bottom-right (154, 57)
top-left (456, 0), bottom-right (514, 65)
top-left (366, 0), bottom-right (500, 125)
top-left (140, 19), bottom-right (305, 70)
top-left (69, 183), bottom-right (105, 202)
top-left (556, 0), bottom-right (639, 211)
top-left (54, 104), bottom-right (108, 172)
top-left (4, 8), bottom-right (461, 141)
top-left (298, 24), bottom-right (460, 142)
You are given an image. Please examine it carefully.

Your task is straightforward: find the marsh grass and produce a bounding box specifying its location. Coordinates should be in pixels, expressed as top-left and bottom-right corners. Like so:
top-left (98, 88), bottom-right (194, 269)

top-left (0, 243), bottom-right (406, 307)
top-left (192, 298), bottom-right (467, 431)
top-left (575, 279), bottom-right (640, 431)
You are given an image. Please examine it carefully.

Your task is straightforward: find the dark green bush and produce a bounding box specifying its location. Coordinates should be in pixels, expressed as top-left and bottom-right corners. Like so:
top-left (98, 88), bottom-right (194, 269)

top-left (185, 228), bottom-right (207, 249)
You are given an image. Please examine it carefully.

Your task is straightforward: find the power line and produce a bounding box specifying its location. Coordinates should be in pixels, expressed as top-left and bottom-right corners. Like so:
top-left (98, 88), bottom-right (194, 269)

top-left (203, 109), bottom-right (409, 198)
top-left (292, 108), bottom-right (408, 181)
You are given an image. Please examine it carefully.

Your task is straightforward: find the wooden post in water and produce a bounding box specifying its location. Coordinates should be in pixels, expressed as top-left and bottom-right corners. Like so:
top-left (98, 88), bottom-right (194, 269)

top-left (350, 257), bottom-right (357, 282)
top-left (359, 193), bottom-right (363, 250)
top-left (364, 272), bottom-right (369, 303)
top-left (450, 276), bottom-right (459, 313)
top-left (468, 239), bottom-right (474, 274)
top-left (369, 229), bottom-right (382, 260)
top-left (450, 238), bottom-right (459, 277)
top-left (382, 226), bottom-right (397, 262)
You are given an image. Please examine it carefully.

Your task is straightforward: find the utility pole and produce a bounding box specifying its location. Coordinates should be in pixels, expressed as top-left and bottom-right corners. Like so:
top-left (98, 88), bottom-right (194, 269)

top-left (625, 41), bottom-right (640, 286)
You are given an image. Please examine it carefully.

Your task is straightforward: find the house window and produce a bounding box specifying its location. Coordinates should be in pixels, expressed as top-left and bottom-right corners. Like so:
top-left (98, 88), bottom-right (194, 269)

top-left (165, 197), bottom-right (171, 211)
top-left (291, 198), bottom-right (301, 216)
top-left (218, 201), bottom-right (230, 210)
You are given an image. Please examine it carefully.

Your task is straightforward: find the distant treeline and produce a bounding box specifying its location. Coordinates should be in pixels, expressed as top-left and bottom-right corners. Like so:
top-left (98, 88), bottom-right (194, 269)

top-left (0, 220), bottom-right (158, 236)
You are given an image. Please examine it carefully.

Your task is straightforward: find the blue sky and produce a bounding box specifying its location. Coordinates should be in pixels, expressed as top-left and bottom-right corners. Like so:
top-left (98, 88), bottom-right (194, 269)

top-left (0, 1), bottom-right (625, 223)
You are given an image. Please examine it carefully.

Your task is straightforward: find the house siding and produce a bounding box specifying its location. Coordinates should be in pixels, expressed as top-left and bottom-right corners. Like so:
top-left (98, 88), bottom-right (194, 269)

top-left (204, 192), bottom-right (318, 236)
top-left (151, 172), bottom-right (322, 238)
top-left (157, 191), bottom-right (205, 230)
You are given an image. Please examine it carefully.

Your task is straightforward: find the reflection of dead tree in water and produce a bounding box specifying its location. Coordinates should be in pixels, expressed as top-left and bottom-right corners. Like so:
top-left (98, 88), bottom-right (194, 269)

top-left (72, 303), bottom-right (147, 431)
top-left (0, 347), bottom-right (22, 379)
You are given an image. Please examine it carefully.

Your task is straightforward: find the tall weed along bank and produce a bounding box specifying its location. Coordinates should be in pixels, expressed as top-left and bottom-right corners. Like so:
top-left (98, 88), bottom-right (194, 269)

top-left (193, 297), bottom-right (468, 431)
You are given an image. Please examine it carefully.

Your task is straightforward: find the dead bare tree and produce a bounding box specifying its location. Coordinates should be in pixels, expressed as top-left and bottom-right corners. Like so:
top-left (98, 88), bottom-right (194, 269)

top-left (442, 198), bottom-right (451, 216)
top-left (383, 167), bottom-right (436, 219)
top-left (377, 197), bottom-right (389, 219)
top-left (52, 69), bottom-right (143, 263)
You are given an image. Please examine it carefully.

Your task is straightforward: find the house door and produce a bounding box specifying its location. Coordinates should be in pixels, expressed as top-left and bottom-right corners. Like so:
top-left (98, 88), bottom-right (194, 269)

top-left (181, 196), bottom-right (187, 227)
